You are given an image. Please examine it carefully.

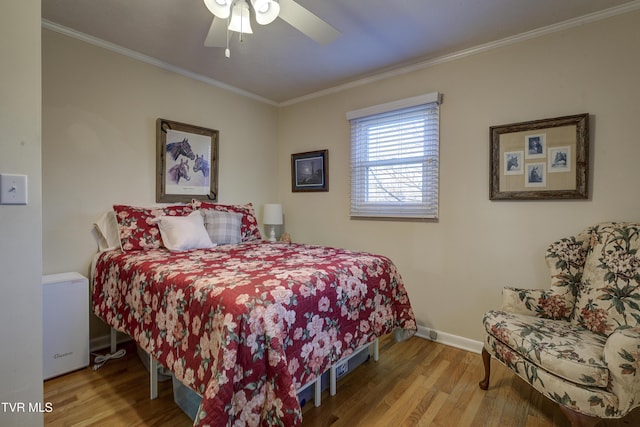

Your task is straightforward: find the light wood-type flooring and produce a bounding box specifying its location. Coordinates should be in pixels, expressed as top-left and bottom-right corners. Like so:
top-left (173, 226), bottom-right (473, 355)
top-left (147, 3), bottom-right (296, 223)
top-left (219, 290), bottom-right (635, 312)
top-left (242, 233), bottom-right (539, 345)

top-left (44, 335), bottom-right (640, 426)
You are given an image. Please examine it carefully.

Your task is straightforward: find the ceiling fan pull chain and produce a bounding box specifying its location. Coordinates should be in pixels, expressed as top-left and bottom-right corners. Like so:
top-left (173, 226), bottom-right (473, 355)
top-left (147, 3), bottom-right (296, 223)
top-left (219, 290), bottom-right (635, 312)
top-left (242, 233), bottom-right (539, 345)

top-left (239, 0), bottom-right (245, 43)
top-left (225, 15), bottom-right (231, 58)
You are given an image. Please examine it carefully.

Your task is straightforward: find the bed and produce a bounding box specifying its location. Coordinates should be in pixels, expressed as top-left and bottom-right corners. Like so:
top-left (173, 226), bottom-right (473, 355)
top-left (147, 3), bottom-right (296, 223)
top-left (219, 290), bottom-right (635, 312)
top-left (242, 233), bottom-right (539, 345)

top-left (92, 202), bottom-right (417, 426)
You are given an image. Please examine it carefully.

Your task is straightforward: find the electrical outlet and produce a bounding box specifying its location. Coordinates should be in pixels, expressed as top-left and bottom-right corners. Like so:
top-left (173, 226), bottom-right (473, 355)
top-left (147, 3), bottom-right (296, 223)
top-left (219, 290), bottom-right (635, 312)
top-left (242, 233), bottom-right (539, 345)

top-left (0, 173), bottom-right (28, 205)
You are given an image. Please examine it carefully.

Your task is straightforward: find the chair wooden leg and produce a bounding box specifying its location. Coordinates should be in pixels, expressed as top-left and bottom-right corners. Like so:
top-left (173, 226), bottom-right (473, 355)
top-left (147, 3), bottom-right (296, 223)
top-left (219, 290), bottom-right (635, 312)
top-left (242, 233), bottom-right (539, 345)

top-left (479, 347), bottom-right (491, 390)
top-left (558, 406), bottom-right (600, 427)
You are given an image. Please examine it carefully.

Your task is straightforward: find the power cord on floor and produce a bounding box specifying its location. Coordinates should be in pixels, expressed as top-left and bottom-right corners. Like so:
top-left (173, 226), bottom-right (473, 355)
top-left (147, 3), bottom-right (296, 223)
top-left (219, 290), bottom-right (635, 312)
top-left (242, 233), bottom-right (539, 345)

top-left (91, 349), bottom-right (127, 370)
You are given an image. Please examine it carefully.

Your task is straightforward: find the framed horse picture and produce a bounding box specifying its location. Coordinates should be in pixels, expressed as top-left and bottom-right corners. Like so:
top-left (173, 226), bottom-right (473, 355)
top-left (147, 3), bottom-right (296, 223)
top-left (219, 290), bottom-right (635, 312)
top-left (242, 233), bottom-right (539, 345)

top-left (156, 118), bottom-right (219, 203)
top-left (489, 113), bottom-right (589, 200)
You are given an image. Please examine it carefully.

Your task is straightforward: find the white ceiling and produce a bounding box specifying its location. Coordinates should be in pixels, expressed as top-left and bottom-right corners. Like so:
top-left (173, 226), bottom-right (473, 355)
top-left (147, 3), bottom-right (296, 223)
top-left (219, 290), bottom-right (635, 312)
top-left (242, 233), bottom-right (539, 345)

top-left (42, 0), bottom-right (640, 104)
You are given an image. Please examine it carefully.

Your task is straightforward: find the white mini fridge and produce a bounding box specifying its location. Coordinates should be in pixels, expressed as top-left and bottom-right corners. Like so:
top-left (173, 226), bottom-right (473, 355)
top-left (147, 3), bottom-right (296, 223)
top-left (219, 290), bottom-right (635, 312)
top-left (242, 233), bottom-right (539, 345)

top-left (42, 272), bottom-right (90, 380)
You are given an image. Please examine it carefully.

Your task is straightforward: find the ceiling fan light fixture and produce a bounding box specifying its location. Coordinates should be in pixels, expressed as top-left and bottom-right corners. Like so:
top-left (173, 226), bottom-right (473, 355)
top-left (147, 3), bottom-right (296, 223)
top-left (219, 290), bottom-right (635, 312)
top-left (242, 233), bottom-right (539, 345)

top-left (228, 0), bottom-right (253, 34)
top-left (251, 0), bottom-right (280, 25)
top-left (203, 0), bottom-right (232, 19)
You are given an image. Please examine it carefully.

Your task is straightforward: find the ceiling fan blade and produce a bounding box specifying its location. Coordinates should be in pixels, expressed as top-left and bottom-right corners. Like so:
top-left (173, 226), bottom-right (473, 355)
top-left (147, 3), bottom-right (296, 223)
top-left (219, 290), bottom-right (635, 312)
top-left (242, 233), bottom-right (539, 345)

top-left (278, 0), bottom-right (340, 45)
top-left (204, 17), bottom-right (227, 47)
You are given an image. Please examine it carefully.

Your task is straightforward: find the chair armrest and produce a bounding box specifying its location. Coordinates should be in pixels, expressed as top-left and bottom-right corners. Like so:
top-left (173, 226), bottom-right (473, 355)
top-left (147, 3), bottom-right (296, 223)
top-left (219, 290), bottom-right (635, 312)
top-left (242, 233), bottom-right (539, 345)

top-left (502, 286), bottom-right (574, 320)
top-left (500, 232), bottom-right (589, 320)
top-left (502, 287), bottom-right (544, 316)
top-left (604, 327), bottom-right (640, 415)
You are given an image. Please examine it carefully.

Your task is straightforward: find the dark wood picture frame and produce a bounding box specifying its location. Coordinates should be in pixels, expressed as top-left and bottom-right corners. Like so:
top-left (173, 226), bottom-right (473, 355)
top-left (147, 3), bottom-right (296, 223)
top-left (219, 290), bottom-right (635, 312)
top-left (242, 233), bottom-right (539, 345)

top-left (490, 113), bottom-right (589, 200)
top-left (156, 118), bottom-right (219, 203)
top-left (291, 150), bottom-right (329, 192)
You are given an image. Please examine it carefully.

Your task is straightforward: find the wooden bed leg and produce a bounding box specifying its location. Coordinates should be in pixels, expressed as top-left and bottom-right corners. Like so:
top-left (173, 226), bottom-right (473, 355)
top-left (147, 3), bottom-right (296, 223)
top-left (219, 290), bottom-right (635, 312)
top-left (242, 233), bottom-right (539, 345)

top-left (150, 356), bottom-right (158, 400)
top-left (558, 406), bottom-right (600, 427)
top-left (479, 347), bottom-right (491, 390)
top-left (110, 328), bottom-right (117, 354)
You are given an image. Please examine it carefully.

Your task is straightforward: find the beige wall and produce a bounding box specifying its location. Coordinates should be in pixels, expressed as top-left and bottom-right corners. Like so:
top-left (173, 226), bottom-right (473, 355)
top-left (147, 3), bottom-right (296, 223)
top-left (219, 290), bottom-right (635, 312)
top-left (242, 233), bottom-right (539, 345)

top-left (42, 29), bottom-right (279, 340)
top-left (0, 1), bottom-right (43, 426)
top-left (41, 10), bottom-right (640, 347)
top-left (278, 10), bottom-right (640, 342)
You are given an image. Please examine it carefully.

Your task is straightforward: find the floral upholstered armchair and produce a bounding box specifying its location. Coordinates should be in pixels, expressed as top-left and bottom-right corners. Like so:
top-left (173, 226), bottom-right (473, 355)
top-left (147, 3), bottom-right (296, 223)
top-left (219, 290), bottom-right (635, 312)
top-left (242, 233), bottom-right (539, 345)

top-left (480, 222), bottom-right (640, 426)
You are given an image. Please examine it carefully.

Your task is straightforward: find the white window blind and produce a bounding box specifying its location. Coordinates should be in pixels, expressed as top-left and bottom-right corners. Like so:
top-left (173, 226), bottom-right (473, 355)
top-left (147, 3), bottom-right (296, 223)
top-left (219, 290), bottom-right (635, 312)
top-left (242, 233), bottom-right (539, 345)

top-left (347, 92), bottom-right (441, 219)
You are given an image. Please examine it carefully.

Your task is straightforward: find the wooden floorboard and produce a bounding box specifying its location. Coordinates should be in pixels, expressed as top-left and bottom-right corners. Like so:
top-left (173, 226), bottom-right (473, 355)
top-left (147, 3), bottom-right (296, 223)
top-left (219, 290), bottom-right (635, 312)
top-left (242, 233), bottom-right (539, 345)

top-left (44, 336), bottom-right (640, 426)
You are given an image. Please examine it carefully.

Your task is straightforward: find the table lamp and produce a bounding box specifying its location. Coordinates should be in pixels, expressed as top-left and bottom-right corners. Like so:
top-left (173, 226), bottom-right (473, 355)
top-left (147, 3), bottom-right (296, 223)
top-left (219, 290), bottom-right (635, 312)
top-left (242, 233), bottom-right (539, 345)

top-left (263, 203), bottom-right (283, 242)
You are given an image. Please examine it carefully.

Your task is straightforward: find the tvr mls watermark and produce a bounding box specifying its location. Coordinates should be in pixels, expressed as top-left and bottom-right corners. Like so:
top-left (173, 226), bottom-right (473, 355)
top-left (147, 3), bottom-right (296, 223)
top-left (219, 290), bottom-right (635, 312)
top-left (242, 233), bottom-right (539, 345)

top-left (1, 402), bottom-right (53, 413)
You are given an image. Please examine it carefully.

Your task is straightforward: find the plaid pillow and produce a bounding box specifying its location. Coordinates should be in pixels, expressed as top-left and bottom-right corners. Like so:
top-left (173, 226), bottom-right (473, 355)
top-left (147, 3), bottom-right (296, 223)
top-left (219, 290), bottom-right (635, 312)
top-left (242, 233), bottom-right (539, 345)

top-left (192, 200), bottom-right (262, 242)
top-left (201, 209), bottom-right (243, 244)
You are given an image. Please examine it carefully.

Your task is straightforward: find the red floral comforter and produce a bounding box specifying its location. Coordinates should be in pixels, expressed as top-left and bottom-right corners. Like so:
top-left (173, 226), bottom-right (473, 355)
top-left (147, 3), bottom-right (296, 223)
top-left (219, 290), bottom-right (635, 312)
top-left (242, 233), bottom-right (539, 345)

top-left (92, 241), bottom-right (416, 426)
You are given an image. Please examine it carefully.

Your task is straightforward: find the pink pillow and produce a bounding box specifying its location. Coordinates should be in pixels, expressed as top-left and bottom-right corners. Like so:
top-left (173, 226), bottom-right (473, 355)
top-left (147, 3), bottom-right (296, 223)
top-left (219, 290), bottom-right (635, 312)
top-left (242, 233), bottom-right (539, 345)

top-left (191, 200), bottom-right (262, 242)
top-left (113, 204), bottom-right (193, 251)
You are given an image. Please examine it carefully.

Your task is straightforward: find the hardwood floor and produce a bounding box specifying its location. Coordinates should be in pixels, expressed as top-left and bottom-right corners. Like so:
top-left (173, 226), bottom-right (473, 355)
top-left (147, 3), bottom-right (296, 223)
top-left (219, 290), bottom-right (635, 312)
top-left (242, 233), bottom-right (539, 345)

top-left (44, 335), bottom-right (640, 426)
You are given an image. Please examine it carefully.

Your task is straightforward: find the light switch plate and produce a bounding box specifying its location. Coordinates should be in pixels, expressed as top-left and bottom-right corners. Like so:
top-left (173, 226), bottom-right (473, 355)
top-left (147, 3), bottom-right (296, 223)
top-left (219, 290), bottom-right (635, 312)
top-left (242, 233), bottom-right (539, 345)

top-left (0, 173), bottom-right (28, 205)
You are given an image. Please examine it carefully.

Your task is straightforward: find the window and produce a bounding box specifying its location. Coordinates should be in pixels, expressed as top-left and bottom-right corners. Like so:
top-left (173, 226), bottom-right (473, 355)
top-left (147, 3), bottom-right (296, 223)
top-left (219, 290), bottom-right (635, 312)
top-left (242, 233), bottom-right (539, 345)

top-left (347, 92), bottom-right (441, 219)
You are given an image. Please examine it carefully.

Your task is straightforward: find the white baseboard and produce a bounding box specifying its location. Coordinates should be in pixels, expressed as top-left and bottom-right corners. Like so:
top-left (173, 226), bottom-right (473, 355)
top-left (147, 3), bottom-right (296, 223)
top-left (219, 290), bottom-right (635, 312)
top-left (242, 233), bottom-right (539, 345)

top-left (90, 327), bottom-right (483, 355)
top-left (415, 325), bottom-right (483, 354)
top-left (90, 331), bottom-right (131, 353)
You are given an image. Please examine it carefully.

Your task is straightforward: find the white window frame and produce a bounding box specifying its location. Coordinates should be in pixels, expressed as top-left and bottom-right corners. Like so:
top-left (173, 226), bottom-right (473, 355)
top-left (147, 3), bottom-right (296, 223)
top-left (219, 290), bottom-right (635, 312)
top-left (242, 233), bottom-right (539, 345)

top-left (347, 92), bottom-right (441, 220)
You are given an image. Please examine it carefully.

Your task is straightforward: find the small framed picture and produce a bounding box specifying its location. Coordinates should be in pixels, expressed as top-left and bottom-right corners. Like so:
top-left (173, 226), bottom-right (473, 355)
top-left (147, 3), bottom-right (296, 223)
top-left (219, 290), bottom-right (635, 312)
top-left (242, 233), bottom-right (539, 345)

top-left (503, 151), bottom-right (524, 175)
top-left (525, 134), bottom-right (546, 159)
top-left (548, 146), bottom-right (571, 173)
top-left (525, 162), bottom-right (546, 187)
top-left (291, 150), bottom-right (328, 192)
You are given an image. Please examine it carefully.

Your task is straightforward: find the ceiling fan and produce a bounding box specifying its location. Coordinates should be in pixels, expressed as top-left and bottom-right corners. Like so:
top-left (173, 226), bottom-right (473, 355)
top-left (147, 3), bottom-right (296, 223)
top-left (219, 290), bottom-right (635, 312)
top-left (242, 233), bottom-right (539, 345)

top-left (203, 0), bottom-right (340, 55)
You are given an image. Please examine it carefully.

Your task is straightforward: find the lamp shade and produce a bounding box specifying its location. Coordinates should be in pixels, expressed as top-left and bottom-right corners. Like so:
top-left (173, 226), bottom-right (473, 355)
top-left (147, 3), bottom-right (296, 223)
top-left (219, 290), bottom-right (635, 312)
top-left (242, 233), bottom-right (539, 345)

top-left (251, 0), bottom-right (280, 25)
top-left (263, 204), bottom-right (283, 225)
top-left (203, 0), bottom-right (232, 19)
top-left (228, 0), bottom-right (253, 34)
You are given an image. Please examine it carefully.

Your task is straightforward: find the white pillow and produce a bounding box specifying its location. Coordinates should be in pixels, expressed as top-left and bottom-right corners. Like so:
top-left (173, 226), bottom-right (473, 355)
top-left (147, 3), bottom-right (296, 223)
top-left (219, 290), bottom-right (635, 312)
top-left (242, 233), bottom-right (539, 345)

top-left (157, 211), bottom-right (215, 251)
top-left (94, 210), bottom-right (121, 251)
top-left (201, 209), bottom-right (243, 244)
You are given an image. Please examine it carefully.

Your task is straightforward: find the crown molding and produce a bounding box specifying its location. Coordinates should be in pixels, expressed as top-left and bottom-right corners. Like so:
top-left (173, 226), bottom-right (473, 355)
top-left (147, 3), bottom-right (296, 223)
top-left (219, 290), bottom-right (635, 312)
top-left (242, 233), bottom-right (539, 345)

top-left (42, 1), bottom-right (640, 108)
top-left (41, 20), bottom-right (278, 106)
top-left (280, 0), bottom-right (640, 106)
